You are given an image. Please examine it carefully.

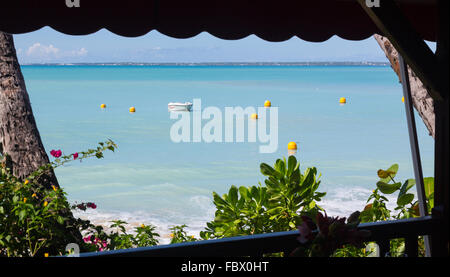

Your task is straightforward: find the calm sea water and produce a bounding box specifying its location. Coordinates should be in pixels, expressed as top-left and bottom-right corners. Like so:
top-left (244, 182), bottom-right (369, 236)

top-left (21, 65), bottom-right (434, 241)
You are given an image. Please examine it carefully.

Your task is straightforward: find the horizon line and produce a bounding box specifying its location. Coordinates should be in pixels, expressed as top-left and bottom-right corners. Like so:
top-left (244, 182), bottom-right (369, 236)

top-left (21, 61), bottom-right (390, 66)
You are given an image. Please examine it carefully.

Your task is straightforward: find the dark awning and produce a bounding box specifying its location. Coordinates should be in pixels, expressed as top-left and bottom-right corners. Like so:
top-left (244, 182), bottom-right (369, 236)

top-left (1, 0), bottom-right (438, 42)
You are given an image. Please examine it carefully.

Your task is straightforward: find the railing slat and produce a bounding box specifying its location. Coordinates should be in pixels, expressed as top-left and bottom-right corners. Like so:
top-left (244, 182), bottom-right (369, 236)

top-left (78, 216), bottom-right (435, 257)
top-left (405, 236), bottom-right (419, 257)
top-left (377, 240), bottom-right (390, 257)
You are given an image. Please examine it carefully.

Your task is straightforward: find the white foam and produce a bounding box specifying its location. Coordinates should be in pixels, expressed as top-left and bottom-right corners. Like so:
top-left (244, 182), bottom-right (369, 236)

top-left (73, 195), bottom-right (216, 245)
top-left (320, 185), bottom-right (398, 217)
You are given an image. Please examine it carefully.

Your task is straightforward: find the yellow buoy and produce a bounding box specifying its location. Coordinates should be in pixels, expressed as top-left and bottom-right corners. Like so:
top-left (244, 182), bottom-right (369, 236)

top-left (251, 113), bottom-right (258, 119)
top-left (129, 107), bottom-right (136, 113)
top-left (264, 100), bottom-right (271, 107)
top-left (339, 97), bottom-right (346, 104)
top-left (287, 141), bottom-right (297, 150)
top-left (402, 96), bottom-right (405, 103)
top-left (100, 104), bottom-right (106, 109)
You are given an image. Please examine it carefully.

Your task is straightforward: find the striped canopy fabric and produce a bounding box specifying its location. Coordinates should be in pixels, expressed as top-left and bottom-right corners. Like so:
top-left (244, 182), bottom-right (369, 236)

top-left (1, 0), bottom-right (438, 42)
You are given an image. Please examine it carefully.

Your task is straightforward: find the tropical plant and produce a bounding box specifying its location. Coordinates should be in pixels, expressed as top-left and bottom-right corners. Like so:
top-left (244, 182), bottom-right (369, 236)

top-left (361, 163), bottom-right (434, 222)
top-left (290, 211), bottom-right (370, 257)
top-left (358, 164), bottom-right (434, 257)
top-left (81, 219), bottom-right (160, 252)
top-left (201, 156), bottom-right (326, 239)
top-left (0, 140), bottom-right (117, 257)
top-left (169, 225), bottom-right (198, 244)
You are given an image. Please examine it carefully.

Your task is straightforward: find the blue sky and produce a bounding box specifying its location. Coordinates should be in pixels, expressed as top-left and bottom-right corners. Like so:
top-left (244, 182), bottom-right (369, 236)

top-left (12, 27), bottom-right (435, 64)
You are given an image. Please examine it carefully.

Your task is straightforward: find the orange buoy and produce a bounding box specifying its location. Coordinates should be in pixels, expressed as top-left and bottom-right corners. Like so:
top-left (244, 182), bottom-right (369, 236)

top-left (287, 141), bottom-right (297, 150)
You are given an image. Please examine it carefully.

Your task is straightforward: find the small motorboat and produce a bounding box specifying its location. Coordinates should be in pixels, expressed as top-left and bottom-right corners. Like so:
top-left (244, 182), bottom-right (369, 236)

top-left (168, 102), bottom-right (193, 111)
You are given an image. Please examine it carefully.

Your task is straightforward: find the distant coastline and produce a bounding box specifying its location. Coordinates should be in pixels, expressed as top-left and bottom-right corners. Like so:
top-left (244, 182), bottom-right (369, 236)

top-left (21, 61), bottom-right (389, 66)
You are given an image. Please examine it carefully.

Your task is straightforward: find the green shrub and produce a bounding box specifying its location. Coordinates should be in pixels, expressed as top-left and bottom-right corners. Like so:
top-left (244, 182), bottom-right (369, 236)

top-left (201, 155), bottom-right (326, 239)
top-left (169, 225), bottom-right (198, 244)
top-left (357, 164), bottom-right (434, 257)
top-left (80, 220), bottom-right (160, 251)
top-left (0, 140), bottom-right (118, 256)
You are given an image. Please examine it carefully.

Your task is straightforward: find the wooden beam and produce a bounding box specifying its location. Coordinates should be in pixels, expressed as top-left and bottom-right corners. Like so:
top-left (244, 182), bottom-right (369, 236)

top-left (431, 0), bottom-right (449, 257)
top-left (357, 0), bottom-right (446, 101)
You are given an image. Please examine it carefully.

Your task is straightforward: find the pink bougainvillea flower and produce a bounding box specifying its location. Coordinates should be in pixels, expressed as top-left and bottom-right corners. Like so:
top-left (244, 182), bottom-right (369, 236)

top-left (87, 202), bottom-right (97, 209)
top-left (83, 236), bottom-right (92, 243)
top-left (73, 152), bottom-right (79, 160)
top-left (50, 149), bottom-right (62, 158)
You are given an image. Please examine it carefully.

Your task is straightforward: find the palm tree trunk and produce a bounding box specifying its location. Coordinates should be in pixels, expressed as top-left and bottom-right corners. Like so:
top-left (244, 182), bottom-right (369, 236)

top-left (0, 31), bottom-right (59, 189)
top-left (374, 34), bottom-right (435, 138)
top-left (1, 31), bottom-right (85, 253)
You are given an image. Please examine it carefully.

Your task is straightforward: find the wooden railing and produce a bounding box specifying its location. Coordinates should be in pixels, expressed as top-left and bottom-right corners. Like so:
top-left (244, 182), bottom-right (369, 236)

top-left (78, 215), bottom-right (436, 257)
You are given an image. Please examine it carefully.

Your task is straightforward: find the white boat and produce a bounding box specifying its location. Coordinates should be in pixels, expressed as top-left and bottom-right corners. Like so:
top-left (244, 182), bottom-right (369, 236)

top-left (168, 102), bottom-right (193, 111)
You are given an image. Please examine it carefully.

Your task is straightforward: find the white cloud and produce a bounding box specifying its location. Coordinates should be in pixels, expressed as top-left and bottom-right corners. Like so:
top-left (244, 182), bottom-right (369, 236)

top-left (70, 47), bottom-right (88, 57)
top-left (24, 43), bottom-right (88, 62)
top-left (27, 43), bottom-right (60, 57)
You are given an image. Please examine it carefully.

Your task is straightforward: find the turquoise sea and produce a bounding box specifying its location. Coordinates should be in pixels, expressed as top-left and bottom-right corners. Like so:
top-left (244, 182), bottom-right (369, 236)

top-left (21, 65), bottom-right (434, 242)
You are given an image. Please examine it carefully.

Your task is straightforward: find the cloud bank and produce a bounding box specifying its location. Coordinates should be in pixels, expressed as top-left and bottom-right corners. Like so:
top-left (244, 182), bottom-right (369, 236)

top-left (22, 43), bottom-right (88, 62)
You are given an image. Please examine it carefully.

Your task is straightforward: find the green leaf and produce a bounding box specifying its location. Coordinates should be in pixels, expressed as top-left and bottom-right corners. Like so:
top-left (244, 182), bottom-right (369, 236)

top-left (397, 193), bottom-right (415, 206)
top-left (423, 177), bottom-right (434, 199)
top-left (264, 178), bottom-right (280, 191)
top-left (266, 207), bottom-right (283, 214)
top-left (238, 186), bottom-right (249, 200)
top-left (288, 168), bottom-right (300, 186)
top-left (274, 159), bottom-right (286, 175)
top-left (287, 155), bottom-right (298, 176)
top-left (399, 179), bottom-right (415, 198)
top-left (260, 163), bottom-right (283, 179)
top-left (213, 192), bottom-right (229, 208)
top-left (379, 164), bottom-right (399, 183)
top-left (376, 181), bottom-right (401, 194)
top-left (260, 163), bottom-right (276, 176)
top-left (19, 210), bottom-right (26, 221)
top-left (228, 186), bottom-right (238, 206)
top-left (250, 186), bottom-right (260, 203)
top-left (301, 168), bottom-right (314, 188)
top-left (359, 209), bottom-right (374, 223)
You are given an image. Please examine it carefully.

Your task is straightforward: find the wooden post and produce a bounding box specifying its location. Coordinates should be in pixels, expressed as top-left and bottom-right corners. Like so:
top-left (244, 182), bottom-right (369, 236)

top-left (431, 0), bottom-right (449, 257)
top-left (399, 54), bottom-right (430, 256)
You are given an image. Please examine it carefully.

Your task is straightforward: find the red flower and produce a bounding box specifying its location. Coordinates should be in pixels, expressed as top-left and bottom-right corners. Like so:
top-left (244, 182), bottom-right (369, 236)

top-left (87, 202), bottom-right (97, 209)
top-left (73, 152), bottom-right (79, 160)
top-left (83, 236), bottom-right (92, 243)
top-left (50, 149), bottom-right (62, 158)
